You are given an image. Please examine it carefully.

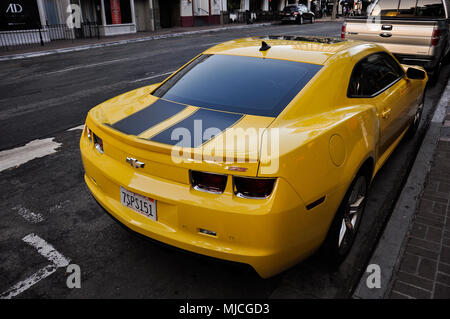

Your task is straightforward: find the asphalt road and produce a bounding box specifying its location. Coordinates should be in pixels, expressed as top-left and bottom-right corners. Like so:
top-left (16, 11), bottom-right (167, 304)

top-left (0, 21), bottom-right (449, 298)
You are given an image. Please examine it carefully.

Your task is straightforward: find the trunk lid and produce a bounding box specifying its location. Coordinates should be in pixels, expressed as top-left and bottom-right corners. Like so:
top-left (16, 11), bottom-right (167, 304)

top-left (88, 90), bottom-right (274, 182)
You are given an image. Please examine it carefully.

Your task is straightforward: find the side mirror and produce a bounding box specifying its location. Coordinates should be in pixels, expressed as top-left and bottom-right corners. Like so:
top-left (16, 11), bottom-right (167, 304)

top-left (406, 67), bottom-right (426, 80)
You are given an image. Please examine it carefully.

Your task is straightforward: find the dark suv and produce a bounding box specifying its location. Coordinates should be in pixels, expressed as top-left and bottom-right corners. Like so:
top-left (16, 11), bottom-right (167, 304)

top-left (280, 4), bottom-right (315, 24)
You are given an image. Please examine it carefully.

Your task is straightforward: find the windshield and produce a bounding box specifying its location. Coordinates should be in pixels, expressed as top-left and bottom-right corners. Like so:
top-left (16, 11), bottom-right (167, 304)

top-left (153, 54), bottom-right (322, 117)
top-left (370, 0), bottom-right (445, 18)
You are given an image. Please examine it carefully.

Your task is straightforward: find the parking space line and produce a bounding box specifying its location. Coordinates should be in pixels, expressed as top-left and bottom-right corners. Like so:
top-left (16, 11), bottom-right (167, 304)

top-left (22, 234), bottom-right (70, 267)
top-left (43, 58), bottom-right (131, 75)
top-left (0, 138), bottom-right (61, 172)
top-left (67, 124), bottom-right (85, 131)
top-left (0, 265), bottom-right (57, 299)
top-left (12, 205), bottom-right (44, 224)
top-left (0, 234), bottom-right (70, 299)
top-left (129, 71), bottom-right (174, 83)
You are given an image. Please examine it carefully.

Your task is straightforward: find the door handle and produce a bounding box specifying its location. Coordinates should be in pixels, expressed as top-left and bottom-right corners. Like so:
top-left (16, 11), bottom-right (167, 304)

top-left (381, 108), bottom-right (392, 118)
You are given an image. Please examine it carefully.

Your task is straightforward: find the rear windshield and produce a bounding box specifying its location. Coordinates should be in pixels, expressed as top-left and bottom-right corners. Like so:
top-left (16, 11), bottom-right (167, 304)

top-left (152, 54), bottom-right (322, 117)
top-left (283, 6), bottom-right (298, 12)
top-left (370, 0), bottom-right (446, 18)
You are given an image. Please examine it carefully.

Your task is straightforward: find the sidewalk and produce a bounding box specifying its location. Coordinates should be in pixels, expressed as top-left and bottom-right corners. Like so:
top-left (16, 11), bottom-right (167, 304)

top-left (388, 98), bottom-right (450, 299)
top-left (353, 78), bottom-right (450, 299)
top-left (0, 18), bottom-right (341, 61)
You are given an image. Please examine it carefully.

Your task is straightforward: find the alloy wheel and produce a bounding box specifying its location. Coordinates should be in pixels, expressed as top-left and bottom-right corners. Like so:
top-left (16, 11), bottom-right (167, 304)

top-left (337, 175), bottom-right (367, 255)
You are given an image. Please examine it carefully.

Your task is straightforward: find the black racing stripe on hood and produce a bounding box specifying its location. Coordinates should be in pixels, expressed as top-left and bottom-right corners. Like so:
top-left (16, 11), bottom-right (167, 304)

top-left (111, 99), bottom-right (186, 136)
top-left (149, 108), bottom-right (243, 148)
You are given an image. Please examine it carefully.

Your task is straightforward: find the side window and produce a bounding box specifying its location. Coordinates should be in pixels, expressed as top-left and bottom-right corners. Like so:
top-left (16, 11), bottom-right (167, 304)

top-left (371, 0), bottom-right (400, 16)
top-left (348, 53), bottom-right (404, 98)
top-left (398, 0), bottom-right (417, 16)
top-left (371, 0), bottom-right (445, 17)
top-left (416, 0), bottom-right (445, 17)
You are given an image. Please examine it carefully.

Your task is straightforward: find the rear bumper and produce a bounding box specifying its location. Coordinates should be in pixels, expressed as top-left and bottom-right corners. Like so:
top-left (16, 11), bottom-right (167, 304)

top-left (281, 16), bottom-right (296, 21)
top-left (80, 131), bottom-right (331, 278)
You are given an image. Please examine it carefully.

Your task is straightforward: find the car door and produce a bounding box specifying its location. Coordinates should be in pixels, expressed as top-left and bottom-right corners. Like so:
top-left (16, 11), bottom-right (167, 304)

top-left (347, 52), bottom-right (410, 156)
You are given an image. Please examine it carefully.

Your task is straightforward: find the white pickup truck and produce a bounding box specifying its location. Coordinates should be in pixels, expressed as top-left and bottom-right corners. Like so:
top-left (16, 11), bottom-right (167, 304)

top-left (342, 0), bottom-right (450, 76)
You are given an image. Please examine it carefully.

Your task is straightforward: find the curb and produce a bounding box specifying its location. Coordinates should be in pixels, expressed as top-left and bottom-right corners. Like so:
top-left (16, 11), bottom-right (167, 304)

top-left (352, 78), bottom-right (450, 299)
top-left (0, 23), bottom-right (275, 62)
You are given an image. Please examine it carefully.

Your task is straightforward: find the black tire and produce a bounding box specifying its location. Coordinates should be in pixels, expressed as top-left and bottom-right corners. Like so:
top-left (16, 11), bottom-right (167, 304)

top-left (298, 15), bottom-right (304, 24)
top-left (406, 94), bottom-right (424, 139)
top-left (321, 173), bottom-right (369, 265)
top-left (311, 16), bottom-right (315, 23)
top-left (428, 58), bottom-right (442, 84)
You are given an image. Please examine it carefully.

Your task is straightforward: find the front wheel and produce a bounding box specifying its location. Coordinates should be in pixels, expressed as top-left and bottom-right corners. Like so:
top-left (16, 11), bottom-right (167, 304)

top-left (298, 15), bottom-right (304, 24)
top-left (321, 173), bottom-right (368, 264)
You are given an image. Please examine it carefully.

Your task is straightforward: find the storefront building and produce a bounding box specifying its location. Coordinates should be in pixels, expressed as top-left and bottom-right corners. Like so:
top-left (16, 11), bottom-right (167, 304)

top-left (1, 0), bottom-right (326, 47)
top-left (0, 0), bottom-right (157, 46)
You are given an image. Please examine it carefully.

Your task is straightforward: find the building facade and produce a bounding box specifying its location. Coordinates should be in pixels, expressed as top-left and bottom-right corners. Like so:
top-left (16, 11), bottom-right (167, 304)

top-left (1, 0), bottom-right (336, 47)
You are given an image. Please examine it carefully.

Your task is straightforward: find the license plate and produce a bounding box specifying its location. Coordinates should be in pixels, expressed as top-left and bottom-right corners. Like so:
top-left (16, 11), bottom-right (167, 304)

top-left (120, 186), bottom-right (157, 221)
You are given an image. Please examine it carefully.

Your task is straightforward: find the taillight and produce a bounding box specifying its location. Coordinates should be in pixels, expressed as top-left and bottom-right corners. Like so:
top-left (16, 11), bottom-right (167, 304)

top-left (93, 133), bottom-right (104, 154)
top-left (341, 24), bottom-right (346, 39)
top-left (293, 11), bottom-right (299, 15)
top-left (190, 171), bottom-right (227, 194)
top-left (432, 29), bottom-right (441, 46)
top-left (233, 177), bottom-right (276, 199)
top-left (85, 126), bottom-right (92, 142)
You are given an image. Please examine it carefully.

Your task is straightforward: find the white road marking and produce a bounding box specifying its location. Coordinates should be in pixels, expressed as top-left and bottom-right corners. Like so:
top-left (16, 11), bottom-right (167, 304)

top-left (44, 58), bottom-right (130, 75)
top-left (49, 200), bottom-right (71, 213)
top-left (0, 265), bottom-right (57, 299)
top-left (22, 234), bottom-right (70, 267)
top-left (12, 205), bottom-right (44, 224)
top-left (0, 234), bottom-right (70, 299)
top-left (129, 71), bottom-right (174, 83)
top-left (199, 41), bottom-right (222, 47)
top-left (67, 124), bottom-right (85, 131)
top-left (0, 138), bottom-right (61, 172)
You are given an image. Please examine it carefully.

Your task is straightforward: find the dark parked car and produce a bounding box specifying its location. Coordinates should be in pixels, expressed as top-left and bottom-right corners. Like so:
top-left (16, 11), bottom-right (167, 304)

top-left (281, 4), bottom-right (315, 24)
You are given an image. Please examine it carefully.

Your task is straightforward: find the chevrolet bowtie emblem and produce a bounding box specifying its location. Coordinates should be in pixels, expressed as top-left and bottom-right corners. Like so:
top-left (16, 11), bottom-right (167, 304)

top-left (126, 157), bottom-right (145, 168)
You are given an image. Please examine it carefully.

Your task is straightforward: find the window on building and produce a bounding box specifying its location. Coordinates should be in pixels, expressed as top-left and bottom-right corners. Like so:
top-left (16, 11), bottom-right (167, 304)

top-left (0, 0), bottom-right (41, 30)
top-left (44, 0), bottom-right (59, 24)
top-left (104, 0), bottom-right (132, 24)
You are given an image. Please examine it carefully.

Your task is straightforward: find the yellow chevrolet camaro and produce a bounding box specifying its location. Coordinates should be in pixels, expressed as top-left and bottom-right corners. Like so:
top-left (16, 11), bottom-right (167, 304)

top-left (80, 36), bottom-right (427, 278)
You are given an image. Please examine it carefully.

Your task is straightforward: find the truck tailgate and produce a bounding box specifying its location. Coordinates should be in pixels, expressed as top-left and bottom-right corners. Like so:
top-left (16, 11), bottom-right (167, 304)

top-left (345, 19), bottom-right (437, 56)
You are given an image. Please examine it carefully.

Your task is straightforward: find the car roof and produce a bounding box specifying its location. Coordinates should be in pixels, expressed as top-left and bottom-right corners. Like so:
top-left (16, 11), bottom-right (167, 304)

top-left (204, 36), bottom-right (375, 65)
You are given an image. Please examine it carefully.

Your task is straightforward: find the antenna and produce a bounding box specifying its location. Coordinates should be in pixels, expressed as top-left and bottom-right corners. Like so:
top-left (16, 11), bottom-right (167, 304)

top-left (259, 41), bottom-right (271, 51)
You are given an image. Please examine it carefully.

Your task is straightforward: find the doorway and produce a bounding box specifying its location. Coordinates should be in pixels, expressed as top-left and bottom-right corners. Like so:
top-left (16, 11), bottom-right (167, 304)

top-left (158, 0), bottom-right (180, 28)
